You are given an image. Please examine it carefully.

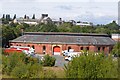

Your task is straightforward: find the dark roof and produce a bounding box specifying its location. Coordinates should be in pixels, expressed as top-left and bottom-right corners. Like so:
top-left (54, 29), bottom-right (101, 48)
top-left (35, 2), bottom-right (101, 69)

top-left (10, 32), bottom-right (115, 46)
top-left (24, 32), bottom-right (110, 37)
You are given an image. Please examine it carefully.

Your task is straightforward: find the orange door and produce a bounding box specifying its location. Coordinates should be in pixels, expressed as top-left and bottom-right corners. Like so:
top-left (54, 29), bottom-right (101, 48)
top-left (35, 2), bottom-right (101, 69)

top-left (54, 46), bottom-right (60, 52)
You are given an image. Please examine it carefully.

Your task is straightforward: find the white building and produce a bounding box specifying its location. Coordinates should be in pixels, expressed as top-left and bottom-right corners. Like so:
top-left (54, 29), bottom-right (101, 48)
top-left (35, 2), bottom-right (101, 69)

top-left (76, 21), bottom-right (93, 27)
top-left (112, 34), bottom-right (120, 42)
top-left (13, 18), bottom-right (39, 25)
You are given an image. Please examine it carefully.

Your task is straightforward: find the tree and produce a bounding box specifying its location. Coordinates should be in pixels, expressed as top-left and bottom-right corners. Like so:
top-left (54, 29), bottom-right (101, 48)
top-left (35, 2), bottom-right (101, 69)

top-left (24, 14), bottom-right (27, 19)
top-left (65, 52), bottom-right (118, 78)
top-left (2, 14), bottom-right (5, 19)
top-left (2, 14), bottom-right (9, 24)
top-left (40, 23), bottom-right (58, 32)
top-left (40, 54), bottom-right (56, 66)
top-left (13, 14), bottom-right (16, 20)
top-left (32, 14), bottom-right (35, 19)
top-left (112, 42), bottom-right (120, 57)
top-left (6, 14), bottom-right (11, 21)
top-left (2, 25), bottom-right (16, 47)
top-left (105, 21), bottom-right (119, 30)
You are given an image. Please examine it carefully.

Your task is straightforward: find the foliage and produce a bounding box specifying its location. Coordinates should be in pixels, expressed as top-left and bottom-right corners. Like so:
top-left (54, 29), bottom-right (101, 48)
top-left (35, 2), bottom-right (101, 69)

top-left (40, 23), bottom-right (58, 32)
top-left (11, 63), bottom-right (43, 78)
top-left (2, 53), bottom-right (27, 75)
top-left (65, 52), bottom-right (118, 79)
top-left (2, 52), bottom-right (39, 76)
top-left (2, 52), bottom-right (59, 78)
top-left (2, 25), bottom-right (21, 47)
top-left (43, 68), bottom-right (57, 78)
top-left (10, 62), bottom-right (28, 78)
top-left (40, 54), bottom-right (56, 66)
top-left (112, 42), bottom-right (120, 57)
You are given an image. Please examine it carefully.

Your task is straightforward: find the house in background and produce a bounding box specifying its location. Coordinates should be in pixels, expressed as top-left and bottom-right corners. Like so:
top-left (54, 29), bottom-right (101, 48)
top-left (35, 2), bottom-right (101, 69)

top-left (12, 14), bottom-right (93, 26)
top-left (13, 18), bottom-right (39, 25)
top-left (9, 32), bottom-right (115, 55)
top-left (52, 18), bottom-right (64, 26)
top-left (112, 34), bottom-right (120, 42)
top-left (76, 21), bottom-right (93, 27)
top-left (39, 14), bottom-right (52, 24)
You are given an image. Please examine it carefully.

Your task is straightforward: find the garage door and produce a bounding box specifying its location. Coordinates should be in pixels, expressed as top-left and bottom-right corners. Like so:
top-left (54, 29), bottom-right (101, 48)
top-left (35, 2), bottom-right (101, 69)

top-left (53, 46), bottom-right (60, 55)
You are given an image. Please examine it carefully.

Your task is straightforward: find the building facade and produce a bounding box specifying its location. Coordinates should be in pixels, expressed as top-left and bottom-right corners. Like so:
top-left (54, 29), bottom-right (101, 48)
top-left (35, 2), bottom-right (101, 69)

top-left (112, 34), bottom-right (120, 42)
top-left (9, 32), bottom-right (115, 55)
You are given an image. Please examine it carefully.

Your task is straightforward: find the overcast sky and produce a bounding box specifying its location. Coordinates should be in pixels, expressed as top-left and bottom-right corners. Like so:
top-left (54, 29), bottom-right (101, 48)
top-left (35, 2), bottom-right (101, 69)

top-left (0, 0), bottom-right (119, 24)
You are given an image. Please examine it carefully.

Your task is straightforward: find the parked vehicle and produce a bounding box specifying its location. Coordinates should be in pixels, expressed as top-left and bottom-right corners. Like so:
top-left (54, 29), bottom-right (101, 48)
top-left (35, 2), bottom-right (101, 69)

top-left (4, 46), bottom-right (35, 56)
top-left (62, 49), bottom-right (82, 61)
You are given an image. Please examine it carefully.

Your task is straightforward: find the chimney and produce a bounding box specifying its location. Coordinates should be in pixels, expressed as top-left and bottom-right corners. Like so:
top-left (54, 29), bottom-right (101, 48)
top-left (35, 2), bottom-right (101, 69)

top-left (59, 18), bottom-right (62, 21)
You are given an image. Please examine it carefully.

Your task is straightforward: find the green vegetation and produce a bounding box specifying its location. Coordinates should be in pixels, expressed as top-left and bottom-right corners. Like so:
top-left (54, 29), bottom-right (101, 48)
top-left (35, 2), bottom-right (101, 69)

top-left (1, 49), bottom-right (119, 79)
top-left (1, 52), bottom-right (58, 78)
top-left (112, 42), bottom-right (120, 57)
top-left (40, 54), bottom-right (56, 67)
top-left (65, 52), bottom-right (118, 79)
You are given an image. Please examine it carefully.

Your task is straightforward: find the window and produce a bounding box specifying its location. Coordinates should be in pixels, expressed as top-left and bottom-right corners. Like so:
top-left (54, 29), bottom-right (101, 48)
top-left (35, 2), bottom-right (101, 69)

top-left (10, 44), bottom-right (13, 46)
top-left (32, 45), bottom-right (35, 49)
top-left (43, 46), bottom-right (46, 54)
top-left (86, 47), bottom-right (89, 51)
top-left (68, 46), bottom-right (71, 52)
top-left (81, 47), bottom-right (83, 50)
top-left (98, 47), bottom-right (100, 51)
top-left (43, 46), bottom-right (46, 50)
top-left (102, 47), bottom-right (105, 51)
top-left (28, 45), bottom-right (30, 47)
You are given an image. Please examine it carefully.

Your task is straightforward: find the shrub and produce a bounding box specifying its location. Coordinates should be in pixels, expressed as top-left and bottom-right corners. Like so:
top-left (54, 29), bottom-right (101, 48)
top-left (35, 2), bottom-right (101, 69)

top-left (43, 68), bottom-right (56, 78)
top-left (24, 56), bottom-right (39, 64)
top-left (2, 52), bottom-right (39, 76)
top-left (26, 63), bottom-right (44, 78)
top-left (40, 54), bottom-right (56, 66)
top-left (11, 63), bottom-right (43, 78)
top-left (2, 53), bottom-right (26, 75)
top-left (10, 62), bottom-right (28, 78)
top-left (65, 52), bottom-right (118, 79)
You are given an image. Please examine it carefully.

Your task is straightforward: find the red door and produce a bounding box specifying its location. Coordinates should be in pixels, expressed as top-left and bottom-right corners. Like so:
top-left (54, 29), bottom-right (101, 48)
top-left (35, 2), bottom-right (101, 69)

top-left (53, 46), bottom-right (60, 55)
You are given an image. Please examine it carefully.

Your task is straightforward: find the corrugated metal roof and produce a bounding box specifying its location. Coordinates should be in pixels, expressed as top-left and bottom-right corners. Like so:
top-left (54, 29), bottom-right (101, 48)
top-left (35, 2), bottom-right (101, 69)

top-left (10, 33), bottom-right (115, 46)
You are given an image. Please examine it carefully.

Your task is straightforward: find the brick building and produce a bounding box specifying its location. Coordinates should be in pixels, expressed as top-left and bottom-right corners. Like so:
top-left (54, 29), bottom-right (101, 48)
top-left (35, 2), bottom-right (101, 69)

top-left (9, 32), bottom-right (115, 55)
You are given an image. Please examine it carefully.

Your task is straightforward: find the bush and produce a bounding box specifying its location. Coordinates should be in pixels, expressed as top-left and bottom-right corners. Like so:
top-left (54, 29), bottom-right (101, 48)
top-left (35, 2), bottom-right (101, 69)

top-left (43, 68), bottom-right (56, 78)
top-left (65, 52), bottom-right (118, 78)
top-left (2, 53), bottom-right (26, 75)
top-left (24, 56), bottom-right (39, 64)
top-left (2, 52), bottom-right (39, 76)
top-left (40, 54), bottom-right (56, 66)
top-left (10, 62), bottom-right (28, 78)
top-left (111, 42), bottom-right (120, 57)
top-left (11, 63), bottom-right (43, 78)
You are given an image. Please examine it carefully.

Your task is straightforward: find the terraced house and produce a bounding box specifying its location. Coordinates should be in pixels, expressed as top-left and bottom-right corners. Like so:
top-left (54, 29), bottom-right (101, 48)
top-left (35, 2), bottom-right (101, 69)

top-left (9, 32), bottom-right (115, 55)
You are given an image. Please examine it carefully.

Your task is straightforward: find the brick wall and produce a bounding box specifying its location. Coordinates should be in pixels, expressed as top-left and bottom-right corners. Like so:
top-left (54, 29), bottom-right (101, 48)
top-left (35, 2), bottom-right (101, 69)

top-left (10, 42), bottom-right (113, 55)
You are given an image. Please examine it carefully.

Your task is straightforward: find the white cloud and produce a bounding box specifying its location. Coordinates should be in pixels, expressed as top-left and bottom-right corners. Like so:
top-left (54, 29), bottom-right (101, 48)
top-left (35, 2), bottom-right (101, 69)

top-left (1, 1), bottom-right (118, 24)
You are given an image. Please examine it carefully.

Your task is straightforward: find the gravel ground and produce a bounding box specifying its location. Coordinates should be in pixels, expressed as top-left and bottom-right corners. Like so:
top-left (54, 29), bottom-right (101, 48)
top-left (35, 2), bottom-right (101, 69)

top-left (31, 54), bottom-right (68, 67)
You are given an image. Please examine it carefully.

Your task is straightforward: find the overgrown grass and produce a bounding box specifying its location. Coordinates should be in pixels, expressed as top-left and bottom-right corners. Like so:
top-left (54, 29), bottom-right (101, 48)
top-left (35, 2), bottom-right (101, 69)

top-left (43, 67), bottom-right (65, 78)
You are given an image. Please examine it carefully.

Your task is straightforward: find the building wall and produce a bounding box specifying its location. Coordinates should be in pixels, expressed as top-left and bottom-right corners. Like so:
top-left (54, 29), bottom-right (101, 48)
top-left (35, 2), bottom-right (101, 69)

top-left (112, 34), bottom-right (120, 42)
top-left (10, 42), bottom-right (113, 55)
